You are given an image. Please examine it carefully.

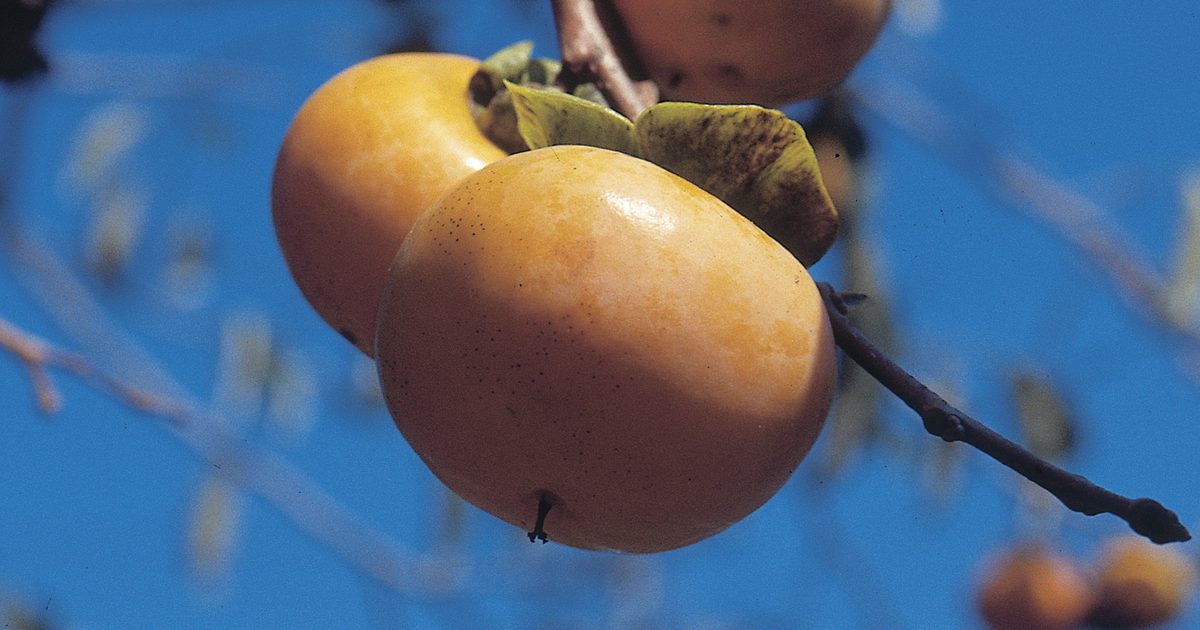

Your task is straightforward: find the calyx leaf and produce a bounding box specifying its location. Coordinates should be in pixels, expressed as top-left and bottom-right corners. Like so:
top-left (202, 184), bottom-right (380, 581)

top-left (471, 41), bottom-right (535, 104)
top-left (636, 103), bottom-right (838, 266)
top-left (507, 82), bottom-right (638, 155)
top-left (498, 70), bottom-right (838, 266)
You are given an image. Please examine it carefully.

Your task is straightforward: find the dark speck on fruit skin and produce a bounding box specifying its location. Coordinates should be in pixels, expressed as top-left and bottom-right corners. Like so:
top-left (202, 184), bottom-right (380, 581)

top-left (715, 64), bottom-right (745, 84)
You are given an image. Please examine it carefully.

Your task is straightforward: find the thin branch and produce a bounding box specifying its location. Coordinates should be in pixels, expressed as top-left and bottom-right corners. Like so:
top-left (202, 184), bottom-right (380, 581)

top-left (849, 74), bottom-right (1200, 356)
top-left (819, 283), bottom-right (1191, 544)
top-left (0, 317), bottom-right (61, 413)
top-left (1, 311), bottom-right (420, 589)
top-left (0, 316), bottom-right (188, 419)
top-left (1, 208), bottom-right (422, 596)
top-left (1, 49), bottom-right (429, 596)
top-left (549, 0), bottom-right (656, 119)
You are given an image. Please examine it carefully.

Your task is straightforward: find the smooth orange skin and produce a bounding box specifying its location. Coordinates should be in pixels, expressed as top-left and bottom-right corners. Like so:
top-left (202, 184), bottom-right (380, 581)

top-left (612, 0), bottom-right (890, 105)
top-left (1088, 536), bottom-right (1196, 628)
top-left (272, 53), bottom-right (506, 354)
top-left (376, 146), bottom-right (836, 553)
top-left (976, 547), bottom-right (1095, 630)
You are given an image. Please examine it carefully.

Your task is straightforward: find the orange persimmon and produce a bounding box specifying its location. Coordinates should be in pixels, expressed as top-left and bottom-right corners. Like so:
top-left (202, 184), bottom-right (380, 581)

top-left (1088, 536), bottom-right (1196, 628)
top-left (976, 546), bottom-right (1095, 630)
top-left (272, 53), bottom-right (505, 354)
top-left (375, 145), bottom-right (836, 552)
top-left (612, 0), bottom-right (890, 105)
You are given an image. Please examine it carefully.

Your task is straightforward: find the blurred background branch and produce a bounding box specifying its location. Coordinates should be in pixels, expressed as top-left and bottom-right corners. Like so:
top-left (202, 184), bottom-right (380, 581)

top-left (0, 219), bottom-right (427, 594)
top-left (850, 63), bottom-right (1200, 379)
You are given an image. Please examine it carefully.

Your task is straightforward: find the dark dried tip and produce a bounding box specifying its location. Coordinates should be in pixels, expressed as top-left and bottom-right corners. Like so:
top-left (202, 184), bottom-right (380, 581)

top-left (1127, 498), bottom-right (1192, 544)
top-left (527, 493), bottom-right (553, 544)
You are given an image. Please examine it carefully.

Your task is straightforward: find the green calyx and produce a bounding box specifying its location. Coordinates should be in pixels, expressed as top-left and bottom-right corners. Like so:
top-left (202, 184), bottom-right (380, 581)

top-left (507, 82), bottom-right (638, 157)
top-left (637, 102), bottom-right (838, 267)
top-left (470, 41), bottom-right (611, 154)
top-left (509, 86), bottom-right (838, 266)
top-left (470, 42), bottom-right (839, 267)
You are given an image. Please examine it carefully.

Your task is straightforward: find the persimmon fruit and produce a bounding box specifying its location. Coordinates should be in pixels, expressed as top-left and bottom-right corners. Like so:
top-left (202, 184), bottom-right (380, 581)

top-left (1087, 535), bottom-right (1196, 628)
top-left (610, 0), bottom-right (891, 105)
top-left (976, 546), bottom-right (1095, 630)
top-left (375, 145), bottom-right (836, 552)
top-left (272, 53), bottom-right (505, 354)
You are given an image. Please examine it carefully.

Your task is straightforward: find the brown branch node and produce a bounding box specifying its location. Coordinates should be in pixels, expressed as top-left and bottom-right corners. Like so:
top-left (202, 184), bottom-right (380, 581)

top-left (924, 409), bottom-right (965, 442)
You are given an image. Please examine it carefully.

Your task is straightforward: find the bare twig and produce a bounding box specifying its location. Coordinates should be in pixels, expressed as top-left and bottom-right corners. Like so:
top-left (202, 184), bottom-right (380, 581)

top-left (0, 219), bottom-right (426, 593)
top-left (1, 310), bottom-right (419, 590)
top-left (0, 44), bottom-right (429, 597)
top-left (849, 74), bottom-right (1200, 356)
top-left (0, 317), bottom-right (61, 412)
top-left (819, 283), bottom-right (1191, 544)
top-left (549, 0), bottom-right (656, 119)
top-left (0, 316), bottom-right (187, 420)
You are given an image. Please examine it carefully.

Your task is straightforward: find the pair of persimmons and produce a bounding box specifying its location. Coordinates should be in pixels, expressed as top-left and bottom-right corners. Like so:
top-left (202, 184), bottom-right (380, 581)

top-left (978, 536), bottom-right (1196, 630)
top-left (272, 1), bottom-right (890, 552)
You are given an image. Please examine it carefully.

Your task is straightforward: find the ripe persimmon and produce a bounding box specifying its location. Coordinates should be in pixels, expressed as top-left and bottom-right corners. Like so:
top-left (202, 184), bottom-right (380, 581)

top-left (375, 145), bottom-right (836, 552)
top-left (976, 546), bottom-right (1095, 630)
top-left (1088, 535), bottom-right (1196, 628)
top-left (611, 0), bottom-right (890, 105)
top-left (272, 53), bottom-right (505, 354)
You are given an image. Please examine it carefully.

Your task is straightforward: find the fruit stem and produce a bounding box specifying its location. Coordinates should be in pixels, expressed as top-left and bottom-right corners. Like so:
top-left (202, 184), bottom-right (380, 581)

top-left (818, 282), bottom-right (1192, 545)
top-left (549, 0), bottom-right (657, 119)
top-left (527, 493), bottom-right (553, 544)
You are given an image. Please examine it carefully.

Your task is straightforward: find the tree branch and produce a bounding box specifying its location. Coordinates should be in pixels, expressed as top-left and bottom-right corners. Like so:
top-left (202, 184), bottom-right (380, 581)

top-left (819, 282), bottom-right (1191, 544)
top-left (0, 307), bottom-right (432, 592)
top-left (0, 316), bottom-right (190, 421)
top-left (0, 316), bottom-right (62, 413)
top-left (0, 44), bottom-right (444, 598)
top-left (1, 152), bottom-right (423, 596)
top-left (549, 0), bottom-right (656, 119)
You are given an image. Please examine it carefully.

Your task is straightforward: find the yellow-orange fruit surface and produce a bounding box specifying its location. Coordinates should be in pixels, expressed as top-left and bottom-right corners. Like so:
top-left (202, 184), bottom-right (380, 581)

top-left (272, 53), bottom-right (505, 354)
top-left (1088, 536), bottom-right (1196, 628)
top-left (376, 145), bottom-right (836, 552)
top-left (977, 547), bottom-right (1094, 630)
top-left (612, 0), bottom-right (890, 105)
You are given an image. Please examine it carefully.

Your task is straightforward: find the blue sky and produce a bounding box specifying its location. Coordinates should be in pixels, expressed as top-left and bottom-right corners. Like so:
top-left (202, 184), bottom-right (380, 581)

top-left (2, 1), bottom-right (1198, 628)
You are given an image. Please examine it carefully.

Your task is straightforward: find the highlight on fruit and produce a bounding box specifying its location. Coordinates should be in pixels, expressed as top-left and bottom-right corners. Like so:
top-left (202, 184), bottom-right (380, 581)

top-left (270, 34), bottom-right (846, 550)
top-left (374, 144), bottom-right (837, 552)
